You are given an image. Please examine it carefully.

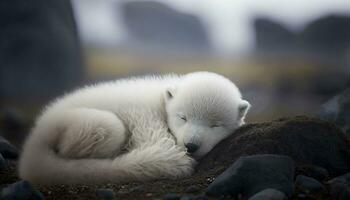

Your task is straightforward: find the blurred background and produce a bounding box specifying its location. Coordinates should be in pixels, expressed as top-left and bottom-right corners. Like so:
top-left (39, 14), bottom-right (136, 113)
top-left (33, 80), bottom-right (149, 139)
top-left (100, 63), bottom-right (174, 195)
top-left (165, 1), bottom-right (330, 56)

top-left (1, 0), bottom-right (350, 135)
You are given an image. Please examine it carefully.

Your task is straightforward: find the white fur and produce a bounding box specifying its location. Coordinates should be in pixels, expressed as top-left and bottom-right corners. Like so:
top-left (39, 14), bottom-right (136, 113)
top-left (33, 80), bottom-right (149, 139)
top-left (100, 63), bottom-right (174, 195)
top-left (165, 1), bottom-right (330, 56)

top-left (19, 72), bottom-right (250, 185)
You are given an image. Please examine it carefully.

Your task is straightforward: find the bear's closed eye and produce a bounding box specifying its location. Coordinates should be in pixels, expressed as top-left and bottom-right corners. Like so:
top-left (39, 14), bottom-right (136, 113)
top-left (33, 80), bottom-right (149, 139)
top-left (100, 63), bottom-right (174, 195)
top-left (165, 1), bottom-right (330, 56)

top-left (178, 115), bottom-right (187, 122)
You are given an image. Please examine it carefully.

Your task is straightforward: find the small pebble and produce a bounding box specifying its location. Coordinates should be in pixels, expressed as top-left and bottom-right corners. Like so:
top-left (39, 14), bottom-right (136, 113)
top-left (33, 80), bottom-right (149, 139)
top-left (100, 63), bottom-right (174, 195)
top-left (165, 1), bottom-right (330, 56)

top-left (0, 180), bottom-right (44, 200)
top-left (180, 196), bottom-right (194, 200)
top-left (146, 193), bottom-right (153, 197)
top-left (295, 175), bottom-right (326, 193)
top-left (163, 193), bottom-right (180, 200)
top-left (185, 185), bottom-right (200, 193)
top-left (96, 188), bottom-right (115, 200)
top-left (339, 188), bottom-right (350, 200)
top-left (328, 172), bottom-right (350, 199)
top-left (298, 165), bottom-right (329, 181)
top-left (328, 172), bottom-right (350, 186)
top-left (206, 177), bottom-right (214, 183)
top-left (206, 155), bottom-right (294, 198)
top-left (248, 188), bottom-right (287, 200)
top-left (194, 195), bottom-right (208, 200)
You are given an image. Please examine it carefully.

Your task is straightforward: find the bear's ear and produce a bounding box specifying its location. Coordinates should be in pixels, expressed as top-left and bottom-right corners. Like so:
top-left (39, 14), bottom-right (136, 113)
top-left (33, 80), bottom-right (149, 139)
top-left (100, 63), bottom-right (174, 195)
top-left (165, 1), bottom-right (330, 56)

top-left (165, 86), bottom-right (176, 102)
top-left (238, 100), bottom-right (251, 119)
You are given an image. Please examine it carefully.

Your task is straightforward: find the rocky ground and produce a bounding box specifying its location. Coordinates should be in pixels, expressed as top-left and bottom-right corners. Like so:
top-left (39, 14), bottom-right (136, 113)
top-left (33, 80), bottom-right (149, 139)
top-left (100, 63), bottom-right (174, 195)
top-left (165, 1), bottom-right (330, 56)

top-left (1, 115), bottom-right (350, 200)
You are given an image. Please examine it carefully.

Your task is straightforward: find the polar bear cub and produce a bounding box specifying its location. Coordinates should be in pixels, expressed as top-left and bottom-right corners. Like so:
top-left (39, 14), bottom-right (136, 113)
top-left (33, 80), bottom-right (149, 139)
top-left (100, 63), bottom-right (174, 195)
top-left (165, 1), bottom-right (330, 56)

top-left (19, 72), bottom-right (250, 185)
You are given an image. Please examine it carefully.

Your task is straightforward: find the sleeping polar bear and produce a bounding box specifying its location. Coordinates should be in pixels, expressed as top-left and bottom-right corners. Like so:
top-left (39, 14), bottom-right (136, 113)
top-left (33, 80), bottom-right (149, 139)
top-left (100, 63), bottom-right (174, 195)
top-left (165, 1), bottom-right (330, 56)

top-left (19, 72), bottom-right (250, 185)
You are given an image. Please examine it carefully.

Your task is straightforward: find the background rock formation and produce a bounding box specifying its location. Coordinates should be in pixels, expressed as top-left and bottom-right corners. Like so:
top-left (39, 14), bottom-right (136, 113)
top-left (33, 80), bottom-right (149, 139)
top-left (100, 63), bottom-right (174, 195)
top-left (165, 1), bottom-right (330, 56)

top-left (254, 15), bottom-right (350, 65)
top-left (0, 0), bottom-right (84, 100)
top-left (120, 1), bottom-right (211, 53)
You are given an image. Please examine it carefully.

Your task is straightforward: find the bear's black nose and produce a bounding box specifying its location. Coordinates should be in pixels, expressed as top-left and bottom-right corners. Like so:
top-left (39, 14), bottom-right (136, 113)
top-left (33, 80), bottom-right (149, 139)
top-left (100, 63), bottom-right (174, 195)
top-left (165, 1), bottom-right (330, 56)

top-left (185, 143), bottom-right (199, 153)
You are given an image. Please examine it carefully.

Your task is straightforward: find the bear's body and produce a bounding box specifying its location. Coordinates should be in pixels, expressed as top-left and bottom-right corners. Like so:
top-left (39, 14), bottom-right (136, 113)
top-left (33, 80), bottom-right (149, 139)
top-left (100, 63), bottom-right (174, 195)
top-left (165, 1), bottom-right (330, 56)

top-left (19, 72), bottom-right (250, 185)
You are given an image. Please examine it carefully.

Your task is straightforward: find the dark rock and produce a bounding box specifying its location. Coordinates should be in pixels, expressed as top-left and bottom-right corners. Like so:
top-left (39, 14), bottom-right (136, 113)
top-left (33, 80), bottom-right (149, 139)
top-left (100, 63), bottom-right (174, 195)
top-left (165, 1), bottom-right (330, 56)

top-left (0, 153), bottom-right (6, 170)
top-left (0, 180), bottom-right (44, 200)
top-left (197, 116), bottom-right (350, 177)
top-left (0, 136), bottom-right (18, 159)
top-left (163, 193), bottom-right (180, 200)
top-left (248, 188), bottom-right (287, 200)
top-left (254, 18), bottom-right (297, 55)
top-left (301, 15), bottom-right (350, 60)
top-left (96, 188), bottom-right (115, 200)
top-left (205, 154), bottom-right (294, 199)
top-left (316, 88), bottom-right (350, 137)
top-left (0, 108), bottom-right (25, 132)
top-left (254, 15), bottom-right (350, 65)
top-left (328, 172), bottom-right (350, 199)
top-left (297, 165), bottom-right (329, 181)
top-left (339, 188), bottom-right (350, 200)
top-left (185, 185), bottom-right (200, 193)
top-left (0, 108), bottom-right (27, 148)
top-left (121, 1), bottom-right (210, 53)
top-left (0, 0), bottom-right (83, 100)
top-left (297, 194), bottom-right (307, 199)
top-left (193, 196), bottom-right (208, 200)
top-left (329, 182), bottom-right (348, 200)
top-left (180, 196), bottom-right (193, 200)
top-left (295, 175), bottom-right (326, 193)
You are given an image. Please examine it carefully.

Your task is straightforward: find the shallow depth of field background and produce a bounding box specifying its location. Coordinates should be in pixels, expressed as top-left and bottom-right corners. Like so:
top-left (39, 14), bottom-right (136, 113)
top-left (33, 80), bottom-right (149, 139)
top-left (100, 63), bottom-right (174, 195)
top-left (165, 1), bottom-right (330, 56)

top-left (1, 0), bottom-right (350, 123)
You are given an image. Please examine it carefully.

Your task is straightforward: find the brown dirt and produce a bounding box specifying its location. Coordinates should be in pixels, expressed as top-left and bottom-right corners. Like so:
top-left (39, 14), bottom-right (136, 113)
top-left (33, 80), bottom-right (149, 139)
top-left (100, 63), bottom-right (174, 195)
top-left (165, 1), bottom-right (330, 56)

top-left (1, 116), bottom-right (349, 200)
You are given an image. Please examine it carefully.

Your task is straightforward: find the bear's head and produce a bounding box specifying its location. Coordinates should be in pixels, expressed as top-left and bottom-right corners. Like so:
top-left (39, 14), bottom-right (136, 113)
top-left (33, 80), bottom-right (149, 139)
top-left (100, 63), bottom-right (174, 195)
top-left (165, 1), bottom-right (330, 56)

top-left (164, 72), bottom-right (250, 159)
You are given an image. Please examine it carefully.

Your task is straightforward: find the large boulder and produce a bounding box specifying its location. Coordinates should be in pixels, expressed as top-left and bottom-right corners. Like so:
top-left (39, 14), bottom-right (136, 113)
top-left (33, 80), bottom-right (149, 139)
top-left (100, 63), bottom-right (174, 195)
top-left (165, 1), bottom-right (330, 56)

top-left (197, 116), bottom-right (350, 177)
top-left (0, 0), bottom-right (83, 100)
top-left (120, 1), bottom-right (211, 53)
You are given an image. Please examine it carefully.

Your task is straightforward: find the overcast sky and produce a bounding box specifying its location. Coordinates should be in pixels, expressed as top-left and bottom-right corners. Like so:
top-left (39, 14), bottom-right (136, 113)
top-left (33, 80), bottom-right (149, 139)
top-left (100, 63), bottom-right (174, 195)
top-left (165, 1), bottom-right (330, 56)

top-left (72, 0), bottom-right (350, 54)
